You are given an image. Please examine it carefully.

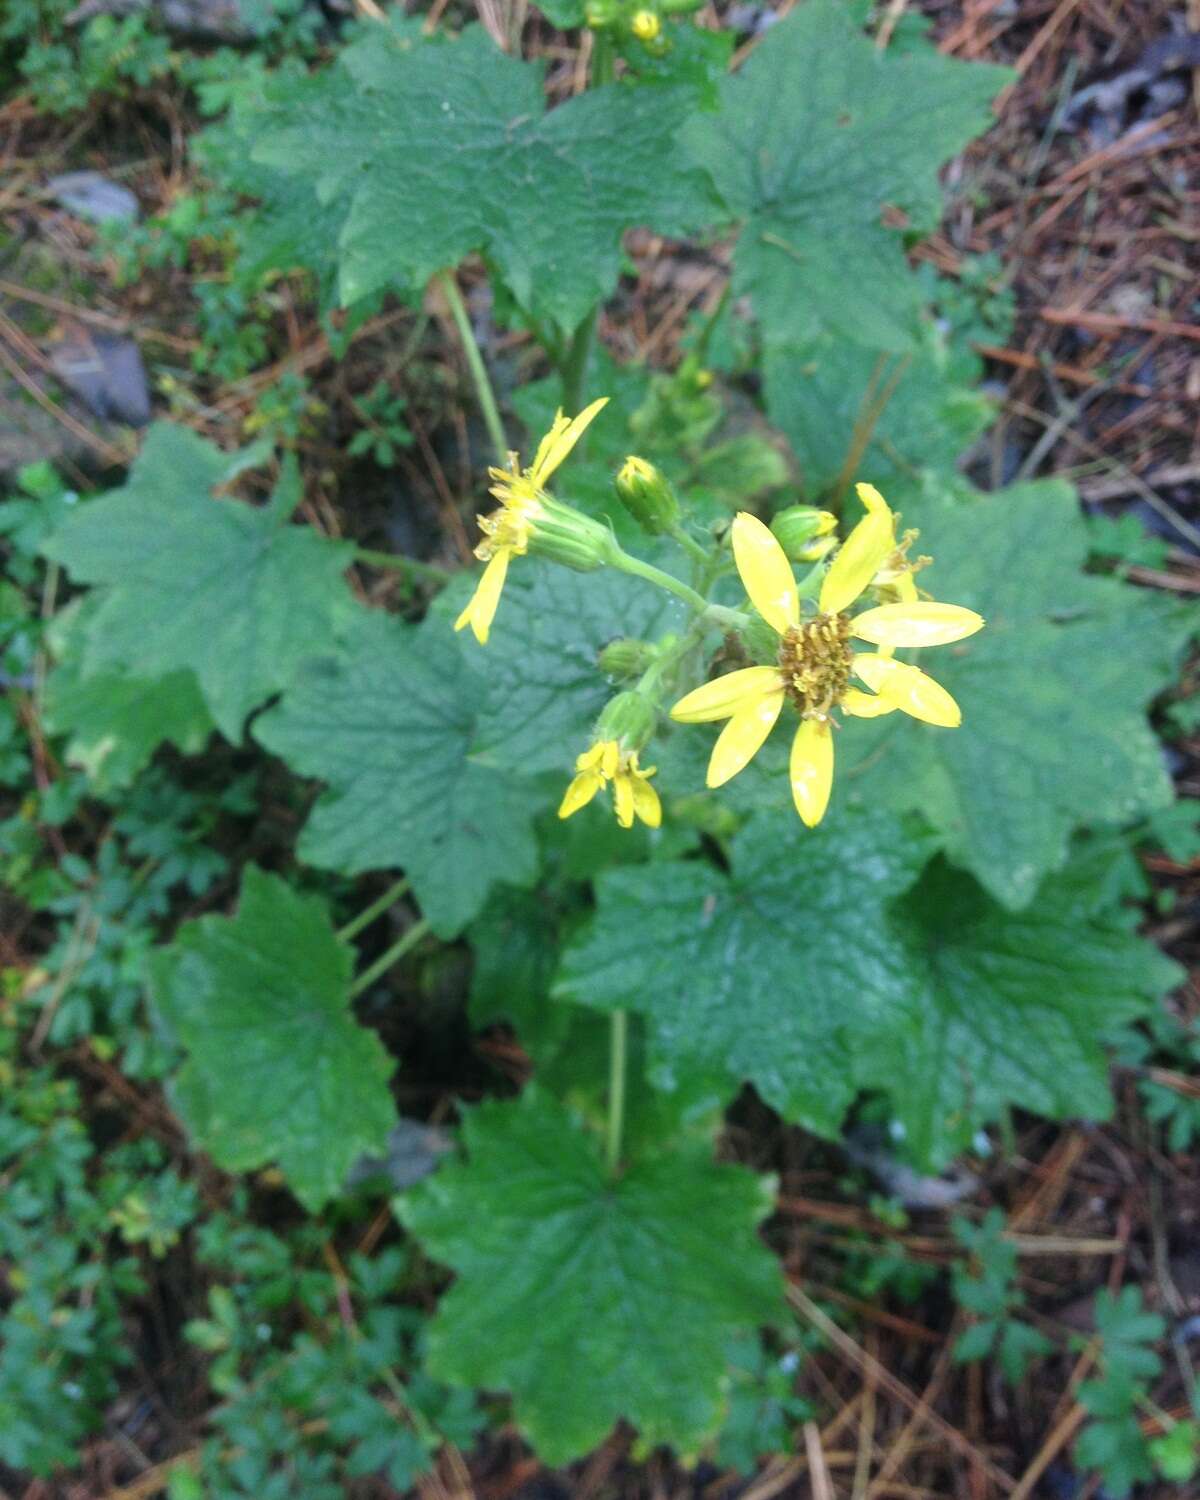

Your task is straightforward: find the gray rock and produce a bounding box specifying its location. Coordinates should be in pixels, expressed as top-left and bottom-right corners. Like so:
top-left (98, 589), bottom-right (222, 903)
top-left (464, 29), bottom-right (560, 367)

top-left (47, 170), bottom-right (139, 225)
top-left (346, 1119), bottom-right (454, 1192)
top-left (50, 332), bottom-right (151, 428)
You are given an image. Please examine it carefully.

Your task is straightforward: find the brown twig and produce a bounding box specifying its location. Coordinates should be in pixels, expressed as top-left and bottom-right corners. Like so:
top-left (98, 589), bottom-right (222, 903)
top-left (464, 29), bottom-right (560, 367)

top-left (788, 1284), bottom-right (1017, 1493)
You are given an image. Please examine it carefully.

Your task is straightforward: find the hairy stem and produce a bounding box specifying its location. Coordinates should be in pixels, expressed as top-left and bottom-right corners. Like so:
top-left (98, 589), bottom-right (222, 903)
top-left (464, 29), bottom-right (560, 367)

top-left (437, 269), bottom-right (508, 466)
top-left (348, 918), bottom-right (431, 1000)
top-left (354, 547), bottom-right (451, 584)
top-left (337, 875), bottom-right (411, 943)
top-left (606, 1008), bottom-right (627, 1177)
top-left (591, 29), bottom-right (616, 86)
top-left (560, 305), bottom-right (598, 415)
top-left (608, 544), bottom-right (711, 613)
top-left (669, 524), bottom-right (713, 572)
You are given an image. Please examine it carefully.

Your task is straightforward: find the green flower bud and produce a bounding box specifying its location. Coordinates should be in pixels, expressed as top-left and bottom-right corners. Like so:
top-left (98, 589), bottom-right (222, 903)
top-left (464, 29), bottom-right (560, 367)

top-left (770, 505), bottom-right (837, 562)
top-left (585, 0), bottom-right (618, 27)
top-left (598, 637), bottom-right (657, 680)
top-left (614, 455), bottom-right (680, 535)
top-left (596, 690), bottom-right (657, 751)
top-left (526, 497), bottom-right (613, 572)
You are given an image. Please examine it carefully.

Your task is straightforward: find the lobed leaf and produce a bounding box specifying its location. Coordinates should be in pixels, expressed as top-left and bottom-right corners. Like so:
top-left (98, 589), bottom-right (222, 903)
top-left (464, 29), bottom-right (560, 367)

top-left (559, 810), bottom-right (1180, 1167)
top-left (398, 1089), bottom-right (783, 1462)
top-left (147, 866), bottom-right (397, 1211)
top-left (254, 605), bottom-right (541, 938)
top-left (251, 24), bottom-right (714, 330)
top-left (686, 0), bottom-right (1010, 350)
top-left (41, 426), bottom-right (353, 742)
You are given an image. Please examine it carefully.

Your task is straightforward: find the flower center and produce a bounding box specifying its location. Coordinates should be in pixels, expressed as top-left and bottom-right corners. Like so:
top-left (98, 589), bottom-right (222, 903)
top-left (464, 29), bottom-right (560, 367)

top-left (474, 496), bottom-right (542, 561)
top-left (777, 614), bottom-right (854, 719)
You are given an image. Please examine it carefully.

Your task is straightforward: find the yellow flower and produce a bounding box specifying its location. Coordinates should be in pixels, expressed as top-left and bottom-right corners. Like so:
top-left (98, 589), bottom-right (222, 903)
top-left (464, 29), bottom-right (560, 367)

top-left (455, 399), bottom-right (608, 644)
top-left (631, 8), bottom-right (660, 40)
top-left (669, 484), bottom-right (983, 827)
top-left (558, 739), bottom-right (662, 830)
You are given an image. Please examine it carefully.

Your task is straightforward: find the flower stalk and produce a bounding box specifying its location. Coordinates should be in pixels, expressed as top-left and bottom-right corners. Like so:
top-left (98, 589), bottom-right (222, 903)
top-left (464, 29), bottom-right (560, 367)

top-left (605, 1008), bottom-right (628, 1177)
top-left (437, 269), bottom-right (508, 466)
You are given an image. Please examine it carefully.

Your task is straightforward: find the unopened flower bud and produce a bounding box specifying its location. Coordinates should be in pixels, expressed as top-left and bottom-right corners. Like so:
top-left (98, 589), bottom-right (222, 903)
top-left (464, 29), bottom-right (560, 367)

top-left (585, 0), bottom-right (618, 26)
top-left (770, 505), bottom-right (837, 562)
top-left (598, 637), bottom-right (657, 680)
top-left (796, 533), bottom-right (837, 563)
top-left (614, 456), bottom-right (680, 535)
top-left (630, 8), bottom-right (660, 40)
top-left (596, 690), bottom-right (657, 752)
top-left (526, 497), bottom-right (613, 572)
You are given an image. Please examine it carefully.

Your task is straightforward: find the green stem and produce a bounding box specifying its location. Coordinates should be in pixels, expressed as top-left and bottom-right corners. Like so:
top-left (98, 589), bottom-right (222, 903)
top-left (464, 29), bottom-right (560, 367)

top-left (591, 29), bottom-right (616, 86)
top-left (669, 524), bottom-right (712, 572)
top-left (437, 269), bottom-right (508, 466)
top-left (608, 543), bottom-right (710, 613)
top-left (605, 1008), bottom-right (627, 1177)
top-left (354, 547), bottom-right (451, 584)
top-left (690, 283), bottom-right (731, 365)
top-left (338, 876), bottom-right (411, 943)
top-left (560, 305), bottom-right (598, 414)
top-left (348, 919), bottom-right (431, 1000)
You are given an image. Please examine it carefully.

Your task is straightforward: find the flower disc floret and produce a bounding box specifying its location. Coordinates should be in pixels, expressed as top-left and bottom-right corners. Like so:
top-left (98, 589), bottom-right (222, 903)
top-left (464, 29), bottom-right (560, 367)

top-left (670, 487), bottom-right (984, 827)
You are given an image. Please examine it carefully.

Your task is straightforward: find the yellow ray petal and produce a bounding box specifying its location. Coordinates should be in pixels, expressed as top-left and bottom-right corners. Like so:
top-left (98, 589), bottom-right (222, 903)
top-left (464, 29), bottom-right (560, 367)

top-left (789, 718), bottom-right (834, 827)
top-left (706, 691), bottom-right (785, 788)
top-left (529, 398), bottom-right (609, 486)
top-left (893, 569), bottom-right (919, 604)
top-left (557, 770), bottom-right (604, 820)
top-left (631, 774), bottom-right (662, 828)
top-left (731, 512), bottom-right (799, 636)
top-left (575, 742), bottom-right (607, 774)
top-left (856, 482), bottom-right (890, 516)
top-left (613, 770), bottom-right (635, 828)
top-left (841, 687), bottom-right (899, 719)
top-left (454, 547), bottom-right (510, 645)
top-left (850, 601), bottom-right (984, 648)
top-left (818, 486), bottom-right (897, 616)
top-left (670, 666), bottom-right (785, 723)
top-left (854, 655), bottom-right (961, 727)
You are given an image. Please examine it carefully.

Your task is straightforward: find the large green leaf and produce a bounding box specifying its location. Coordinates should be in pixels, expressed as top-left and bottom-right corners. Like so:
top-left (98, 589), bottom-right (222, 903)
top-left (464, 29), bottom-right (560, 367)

top-left (42, 602), bottom-right (214, 793)
top-left (558, 811), bottom-right (1177, 1166)
top-left (254, 606), bottom-right (541, 938)
top-left (147, 866), bottom-right (396, 1211)
top-left (398, 1090), bottom-right (783, 1463)
top-left (764, 325), bottom-right (994, 497)
top-left (41, 427), bottom-right (353, 741)
top-left (558, 808), bottom-right (932, 1138)
top-left (868, 857), bottom-right (1181, 1164)
top-left (467, 563), bottom-right (688, 775)
top-left (252, 24), bottom-right (713, 329)
top-left (838, 479), bottom-right (1185, 907)
top-left (42, 661), bottom-right (213, 795)
top-left (686, 1), bottom-right (1009, 349)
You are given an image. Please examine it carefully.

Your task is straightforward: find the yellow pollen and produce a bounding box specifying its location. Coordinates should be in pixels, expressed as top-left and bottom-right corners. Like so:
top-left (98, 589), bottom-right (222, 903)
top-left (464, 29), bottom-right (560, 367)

top-left (776, 614), bottom-right (855, 719)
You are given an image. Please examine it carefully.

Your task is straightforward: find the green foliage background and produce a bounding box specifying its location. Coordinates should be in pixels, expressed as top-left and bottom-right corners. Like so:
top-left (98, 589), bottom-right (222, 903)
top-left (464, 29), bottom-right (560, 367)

top-left (2, 0), bottom-right (1195, 1489)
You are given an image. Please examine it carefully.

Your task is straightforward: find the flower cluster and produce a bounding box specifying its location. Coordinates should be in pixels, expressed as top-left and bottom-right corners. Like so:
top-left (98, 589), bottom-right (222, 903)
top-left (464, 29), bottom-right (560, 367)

top-left (454, 405), bottom-right (984, 832)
